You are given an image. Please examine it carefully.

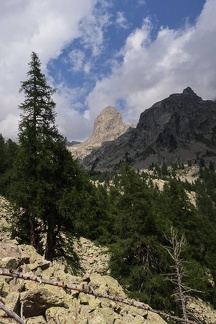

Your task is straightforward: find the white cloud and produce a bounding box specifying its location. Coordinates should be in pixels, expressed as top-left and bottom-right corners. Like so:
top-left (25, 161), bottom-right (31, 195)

top-left (137, 0), bottom-right (146, 6)
top-left (83, 62), bottom-right (92, 74)
top-left (116, 11), bottom-right (130, 30)
top-left (0, 0), bottom-right (103, 140)
top-left (54, 85), bottom-right (92, 141)
top-left (78, 4), bottom-right (111, 57)
top-left (86, 0), bottom-right (216, 124)
top-left (0, 0), bottom-right (214, 143)
top-left (68, 49), bottom-right (92, 74)
top-left (69, 50), bottom-right (86, 72)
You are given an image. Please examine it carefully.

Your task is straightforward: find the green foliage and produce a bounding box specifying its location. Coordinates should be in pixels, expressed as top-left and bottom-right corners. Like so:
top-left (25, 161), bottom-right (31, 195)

top-left (83, 163), bottom-right (216, 314)
top-left (0, 135), bottom-right (18, 196)
top-left (0, 53), bottom-right (216, 313)
top-left (9, 52), bottom-right (95, 261)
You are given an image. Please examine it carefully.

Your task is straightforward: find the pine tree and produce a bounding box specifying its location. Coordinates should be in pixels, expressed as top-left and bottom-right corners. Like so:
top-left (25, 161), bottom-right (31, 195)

top-left (11, 52), bottom-right (86, 260)
top-left (0, 135), bottom-right (18, 196)
top-left (108, 164), bottom-right (173, 309)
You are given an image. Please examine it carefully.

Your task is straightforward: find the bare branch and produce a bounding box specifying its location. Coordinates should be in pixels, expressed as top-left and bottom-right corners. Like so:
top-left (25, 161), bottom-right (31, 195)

top-left (164, 227), bottom-right (190, 323)
top-left (0, 301), bottom-right (25, 324)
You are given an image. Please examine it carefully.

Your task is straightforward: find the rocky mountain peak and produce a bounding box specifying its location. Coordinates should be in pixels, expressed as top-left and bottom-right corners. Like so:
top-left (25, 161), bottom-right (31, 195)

top-left (68, 106), bottom-right (134, 160)
top-left (92, 106), bottom-right (128, 141)
top-left (182, 86), bottom-right (197, 96)
top-left (81, 88), bottom-right (216, 172)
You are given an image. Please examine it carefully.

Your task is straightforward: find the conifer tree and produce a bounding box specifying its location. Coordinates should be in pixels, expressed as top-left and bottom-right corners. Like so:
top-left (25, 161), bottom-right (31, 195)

top-left (11, 52), bottom-right (86, 260)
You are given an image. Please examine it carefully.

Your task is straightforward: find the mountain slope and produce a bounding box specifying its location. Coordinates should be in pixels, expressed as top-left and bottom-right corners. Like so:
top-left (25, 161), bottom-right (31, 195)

top-left (81, 87), bottom-right (216, 172)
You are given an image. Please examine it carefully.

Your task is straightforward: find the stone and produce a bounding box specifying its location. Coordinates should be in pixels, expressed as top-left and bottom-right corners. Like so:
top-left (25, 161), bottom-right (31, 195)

top-left (45, 307), bottom-right (78, 324)
top-left (0, 277), bottom-right (10, 297)
top-left (5, 291), bottom-right (20, 313)
top-left (133, 315), bottom-right (147, 324)
top-left (19, 244), bottom-right (49, 267)
top-left (9, 278), bottom-right (25, 293)
top-left (42, 262), bottom-right (81, 284)
top-left (122, 314), bottom-right (135, 323)
top-left (26, 316), bottom-right (47, 323)
top-left (73, 237), bottom-right (110, 275)
top-left (187, 297), bottom-right (216, 324)
top-left (20, 287), bottom-right (70, 317)
top-left (89, 273), bottom-right (126, 299)
top-left (120, 304), bottom-right (148, 318)
top-left (0, 316), bottom-right (18, 323)
top-left (146, 311), bottom-right (167, 323)
top-left (0, 257), bottom-right (20, 269)
top-left (0, 242), bottom-right (21, 259)
top-left (88, 307), bottom-right (115, 324)
top-left (88, 296), bottom-right (101, 310)
top-left (0, 196), bottom-right (14, 242)
top-left (26, 259), bottom-right (50, 272)
top-left (79, 292), bottom-right (90, 305)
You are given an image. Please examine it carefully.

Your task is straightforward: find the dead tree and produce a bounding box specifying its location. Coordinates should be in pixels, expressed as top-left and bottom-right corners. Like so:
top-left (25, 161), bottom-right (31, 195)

top-left (164, 227), bottom-right (201, 324)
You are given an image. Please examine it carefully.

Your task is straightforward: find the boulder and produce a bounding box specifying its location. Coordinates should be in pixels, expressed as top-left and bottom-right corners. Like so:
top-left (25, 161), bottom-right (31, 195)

top-left (0, 242), bottom-right (21, 269)
top-left (4, 291), bottom-right (20, 314)
top-left (45, 307), bottom-right (79, 324)
top-left (26, 316), bottom-right (47, 323)
top-left (88, 273), bottom-right (126, 299)
top-left (19, 244), bottom-right (50, 271)
top-left (0, 256), bottom-right (20, 269)
top-left (20, 287), bottom-right (70, 317)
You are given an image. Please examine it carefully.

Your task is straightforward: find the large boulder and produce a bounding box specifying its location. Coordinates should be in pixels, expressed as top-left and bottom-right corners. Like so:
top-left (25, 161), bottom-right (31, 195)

top-left (0, 242), bottom-right (21, 269)
top-left (20, 287), bottom-right (70, 317)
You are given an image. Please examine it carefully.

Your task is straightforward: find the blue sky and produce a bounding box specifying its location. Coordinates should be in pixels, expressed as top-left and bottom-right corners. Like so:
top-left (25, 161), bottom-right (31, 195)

top-left (1, 0), bottom-right (215, 142)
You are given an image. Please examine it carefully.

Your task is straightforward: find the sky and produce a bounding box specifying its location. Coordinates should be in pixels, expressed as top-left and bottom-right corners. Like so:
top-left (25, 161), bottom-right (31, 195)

top-left (0, 0), bottom-right (215, 142)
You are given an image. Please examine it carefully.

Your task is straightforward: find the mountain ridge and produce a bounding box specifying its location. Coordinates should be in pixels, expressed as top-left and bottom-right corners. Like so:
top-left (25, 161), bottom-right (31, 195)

top-left (78, 87), bottom-right (216, 172)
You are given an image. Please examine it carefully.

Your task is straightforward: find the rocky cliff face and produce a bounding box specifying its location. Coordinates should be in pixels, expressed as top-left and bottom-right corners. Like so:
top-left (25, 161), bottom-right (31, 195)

top-left (68, 106), bottom-right (134, 160)
top-left (81, 87), bottom-right (216, 172)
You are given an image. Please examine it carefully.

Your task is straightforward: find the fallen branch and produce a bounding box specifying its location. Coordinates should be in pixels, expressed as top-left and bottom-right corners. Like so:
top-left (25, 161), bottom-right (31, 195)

top-left (0, 267), bottom-right (197, 324)
top-left (0, 301), bottom-right (25, 324)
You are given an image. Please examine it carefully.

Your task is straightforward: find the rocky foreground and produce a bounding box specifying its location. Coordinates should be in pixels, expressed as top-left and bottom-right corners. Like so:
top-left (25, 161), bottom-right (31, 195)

top-left (0, 196), bottom-right (166, 323)
top-left (0, 241), bottom-right (167, 324)
top-left (0, 196), bottom-right (216, 323)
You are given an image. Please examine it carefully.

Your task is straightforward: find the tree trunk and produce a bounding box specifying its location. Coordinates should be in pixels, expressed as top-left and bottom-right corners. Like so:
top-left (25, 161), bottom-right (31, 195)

top-left (29, 212), bottom-right (37, 248)
top-left (45, 214), bottom-right (56, 261)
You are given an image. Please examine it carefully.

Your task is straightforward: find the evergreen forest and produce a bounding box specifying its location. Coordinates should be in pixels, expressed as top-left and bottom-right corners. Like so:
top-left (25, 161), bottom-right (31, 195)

top-left (0, 52), bottom-right (216, 320)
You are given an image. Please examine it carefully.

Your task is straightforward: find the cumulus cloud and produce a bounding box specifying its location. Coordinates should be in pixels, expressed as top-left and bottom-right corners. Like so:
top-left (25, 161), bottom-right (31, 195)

top-left (0, 0), bottom-right (104, 140)
top-left (1, 0), bottom-right (215, 142)
top-left (86, 0), bottom-right (216, 124)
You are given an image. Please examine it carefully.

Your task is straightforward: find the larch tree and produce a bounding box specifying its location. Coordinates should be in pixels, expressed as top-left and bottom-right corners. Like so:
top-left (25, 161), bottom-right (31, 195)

top-left (11, 52), bottom-right (87, 261)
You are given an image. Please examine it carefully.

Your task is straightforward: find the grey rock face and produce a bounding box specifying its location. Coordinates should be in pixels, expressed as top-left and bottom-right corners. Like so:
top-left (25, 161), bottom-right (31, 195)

top-left (68, 106), bottom-right (133, 160)
top-left (81, 88), bottom-right (216, 171)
